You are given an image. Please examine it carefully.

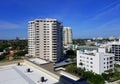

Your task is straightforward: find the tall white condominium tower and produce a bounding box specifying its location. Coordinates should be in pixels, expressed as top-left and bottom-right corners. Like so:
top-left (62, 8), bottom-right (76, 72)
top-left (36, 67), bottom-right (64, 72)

top-left (63, 27), bottom-right (72, 45)
top-left (28, 18), bottom-right (63, 62)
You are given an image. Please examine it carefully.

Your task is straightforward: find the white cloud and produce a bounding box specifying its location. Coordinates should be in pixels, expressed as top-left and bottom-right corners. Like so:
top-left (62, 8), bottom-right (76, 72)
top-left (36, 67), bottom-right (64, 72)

top-left (97, 0), bottom-right (120, 13)
top-left (0, 21), bottom-right (20, 29)
top-left (92, 4), bottom-right (120, 21)
top-left (83, 1), bottom-right (120, 23)
top-left (96, 18), bottom-right (120, 30)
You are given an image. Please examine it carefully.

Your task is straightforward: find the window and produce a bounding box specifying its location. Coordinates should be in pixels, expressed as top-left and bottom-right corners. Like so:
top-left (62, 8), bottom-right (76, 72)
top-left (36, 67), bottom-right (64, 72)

top-left (90, 66), bottom-right (93, 68)
top-left (110, 65), bottom-right (113, 67)
top-left (90, 58), bottom-right (93, 60)
top-left (36, 41), bottom-right (39, 43)
top-left (110, 61), bottom-right (113, 64)
top-left (90, 62), bottom-right (93, 64)
top-left (110, 57), bottom-right (113, 60)
top-left (36, 26), bottom-right (39, 27)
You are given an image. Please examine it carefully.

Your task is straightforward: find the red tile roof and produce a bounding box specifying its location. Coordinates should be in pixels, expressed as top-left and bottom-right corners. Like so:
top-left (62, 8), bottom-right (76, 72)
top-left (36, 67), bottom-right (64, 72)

top-left (6, 54), bottom-right (14, 57)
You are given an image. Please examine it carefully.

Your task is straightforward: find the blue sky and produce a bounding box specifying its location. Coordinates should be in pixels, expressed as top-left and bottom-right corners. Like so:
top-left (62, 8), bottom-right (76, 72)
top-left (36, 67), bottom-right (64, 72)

top-left (0, 0), bottom-right (120, 39)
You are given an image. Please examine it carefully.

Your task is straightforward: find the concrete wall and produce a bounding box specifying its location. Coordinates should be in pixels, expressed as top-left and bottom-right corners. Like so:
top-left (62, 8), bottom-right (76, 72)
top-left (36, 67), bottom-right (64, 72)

top-left (0, 59), bottom-right (81, 84)
top-left (57, 70), bottom-right (80, 80)
top-left (24, 59), bottom-right (80, 84)
top-left (24, 60), bottom-right (60, 80)
top-left (0, 60), bottom-right (24, 66)
top-left (59, 75), bottom-right (76, 84)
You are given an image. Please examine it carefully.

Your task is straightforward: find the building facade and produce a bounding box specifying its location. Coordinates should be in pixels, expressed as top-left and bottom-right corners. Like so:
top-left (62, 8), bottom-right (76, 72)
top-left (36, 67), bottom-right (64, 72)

top-left (101, 39), bottom-right (120, 63)
top-left (112, 44), bottom-right (120, 62)
top-left (77, 48), bottom-right (114, 74)
top-left (28, 18), bottom-right (63, 62)
top-left (63, 27), bottom-right (72, 45)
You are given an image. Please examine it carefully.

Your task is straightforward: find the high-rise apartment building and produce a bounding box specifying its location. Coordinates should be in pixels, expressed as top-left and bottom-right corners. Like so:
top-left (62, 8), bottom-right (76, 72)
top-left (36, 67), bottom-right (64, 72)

top-left (112, 44), bottom-right (120, 62)
top-left (111, 39), bottom-right (120, 63)
top-left (28, 18), bottom-right (63, 62)
top-left (63, 27), bottom-right (72, 45)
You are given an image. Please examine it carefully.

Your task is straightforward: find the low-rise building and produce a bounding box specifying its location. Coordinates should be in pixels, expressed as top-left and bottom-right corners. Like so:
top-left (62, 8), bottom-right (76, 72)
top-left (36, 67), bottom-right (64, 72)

top-left (77, 48), bottom-right (115, 74)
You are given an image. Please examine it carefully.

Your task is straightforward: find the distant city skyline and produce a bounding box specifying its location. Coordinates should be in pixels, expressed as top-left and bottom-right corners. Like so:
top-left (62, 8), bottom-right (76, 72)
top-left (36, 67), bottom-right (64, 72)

top-left (0, 0), bottom-right (120, 39)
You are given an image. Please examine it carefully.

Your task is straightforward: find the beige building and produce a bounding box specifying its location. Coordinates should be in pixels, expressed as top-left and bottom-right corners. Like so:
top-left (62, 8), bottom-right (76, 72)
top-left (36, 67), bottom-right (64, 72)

top-left (63, 27), bottom-right (72, 45)
top-left (28, 18), bottom-right (63, 62)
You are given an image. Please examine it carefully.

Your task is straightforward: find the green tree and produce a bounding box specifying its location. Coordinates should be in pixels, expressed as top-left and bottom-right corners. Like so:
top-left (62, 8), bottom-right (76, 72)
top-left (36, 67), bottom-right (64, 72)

top-left (83, 71), bottom-right (104, 84)
top-left (65, 64), bottom-right (105, 84)
top-left (102, 73), bottom-right (109, 80)
top-left (14, 50), bottom-right (27, 58)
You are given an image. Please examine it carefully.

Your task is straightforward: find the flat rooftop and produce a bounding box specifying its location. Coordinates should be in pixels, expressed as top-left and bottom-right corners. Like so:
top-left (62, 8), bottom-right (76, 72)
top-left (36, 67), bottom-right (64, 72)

top-left (0, 63), bottom-right (63, 84)
top-left (29, 58), bottom-right (48, 65)
top-left (55, 59), bottom-right (73, 67)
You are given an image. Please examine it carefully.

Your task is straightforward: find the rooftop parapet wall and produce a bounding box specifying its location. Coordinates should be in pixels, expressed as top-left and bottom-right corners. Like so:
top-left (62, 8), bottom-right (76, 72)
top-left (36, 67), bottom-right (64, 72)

top-left (0, 60), bottom-right (24, 66)
top-left (24, 59), bottom-right (60, 80)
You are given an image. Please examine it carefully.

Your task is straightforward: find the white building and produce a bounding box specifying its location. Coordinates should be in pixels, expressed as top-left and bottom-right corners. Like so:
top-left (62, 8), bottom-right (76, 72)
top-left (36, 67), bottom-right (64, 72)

top-left (97, 37), bottom-right (103, 40)
top-left (109, 36), bottom-right (115, 40)
top-left (28, 18), bottom-right (63, 62)
top-left (63, 27), bottom-right (72, 45)
top-left (77, 48), bottom-right (114, 74)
